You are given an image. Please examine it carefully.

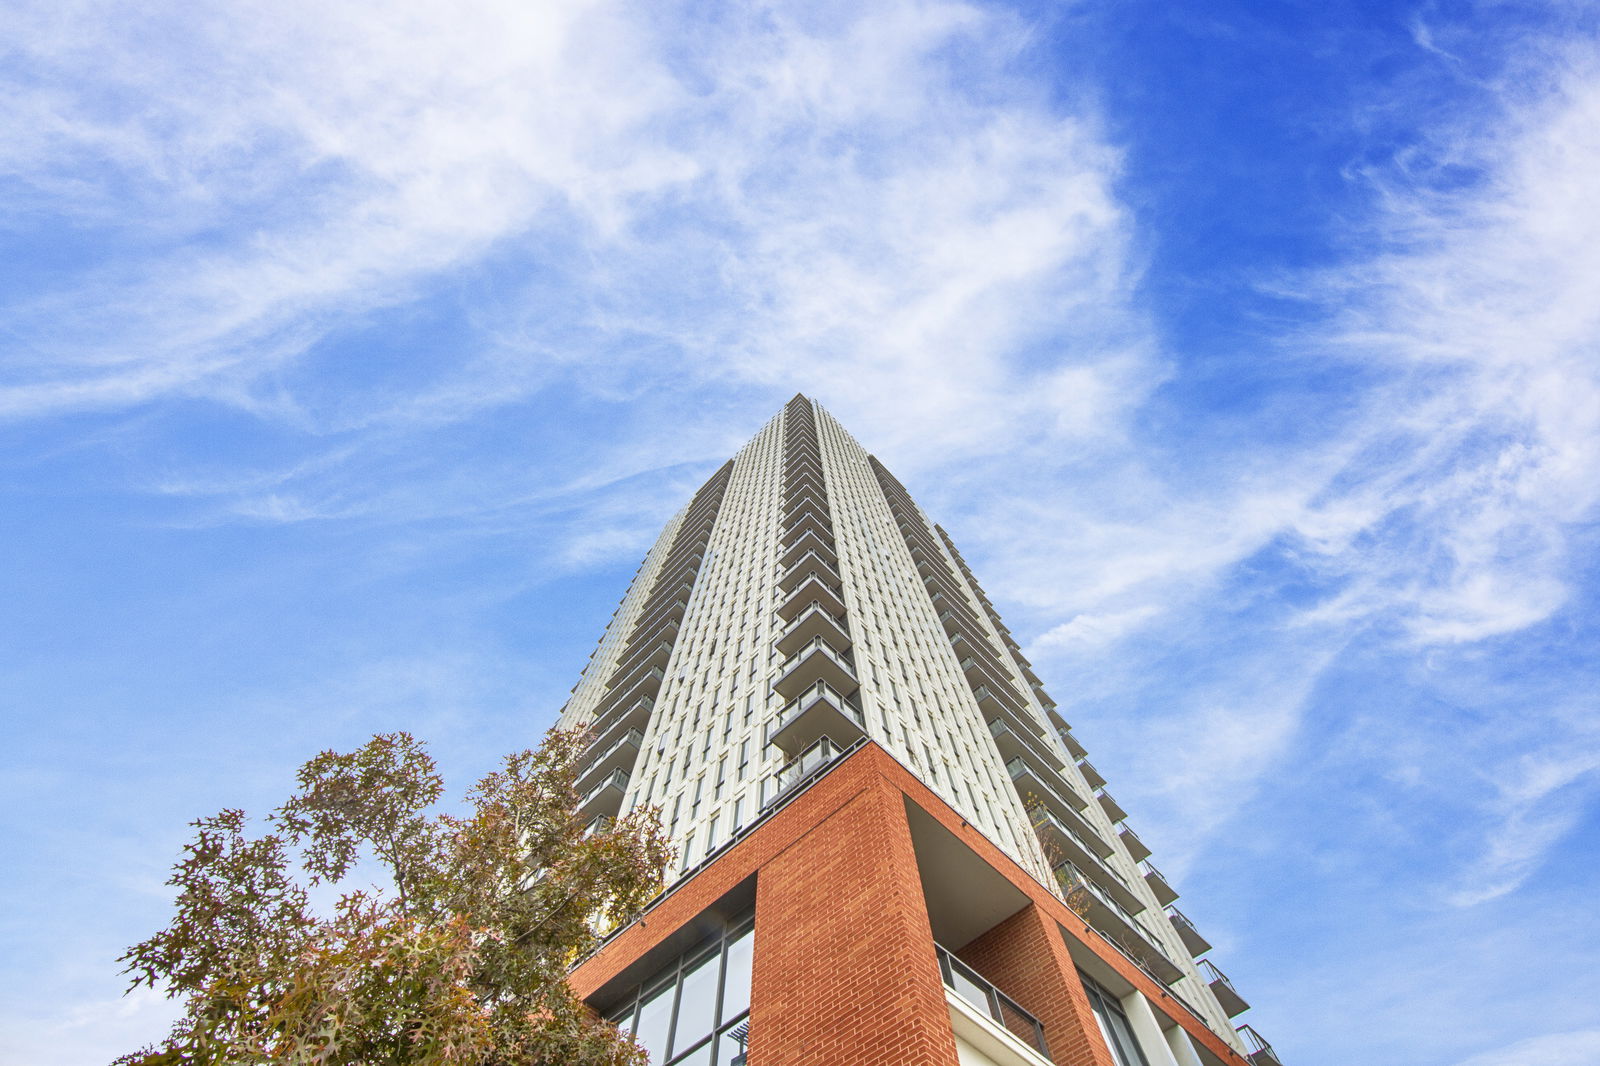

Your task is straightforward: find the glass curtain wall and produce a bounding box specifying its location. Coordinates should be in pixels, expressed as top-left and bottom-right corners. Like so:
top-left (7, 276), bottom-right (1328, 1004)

top-left (1078, 970), bottom-right (1151, 1066)
top-left (607, 912), bottom-right (755, 1066)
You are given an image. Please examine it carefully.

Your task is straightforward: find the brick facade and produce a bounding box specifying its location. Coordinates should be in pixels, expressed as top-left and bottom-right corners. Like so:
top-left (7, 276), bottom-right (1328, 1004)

top-left (569, 743), bottom-right (1249, 1066)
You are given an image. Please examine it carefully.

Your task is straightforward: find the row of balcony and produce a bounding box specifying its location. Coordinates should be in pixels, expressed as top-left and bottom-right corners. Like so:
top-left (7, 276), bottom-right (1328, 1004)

top-left (924, 493), bottom-right (1273, 1059)
top-left (575, 465), bottom-right (731, 790)
top-left (1056, 861), bottom-right (1184, 986)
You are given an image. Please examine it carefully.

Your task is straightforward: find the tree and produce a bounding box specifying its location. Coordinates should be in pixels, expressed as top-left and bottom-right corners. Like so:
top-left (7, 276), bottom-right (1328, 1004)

top-left (117, 729), bottom-right (671, 1065)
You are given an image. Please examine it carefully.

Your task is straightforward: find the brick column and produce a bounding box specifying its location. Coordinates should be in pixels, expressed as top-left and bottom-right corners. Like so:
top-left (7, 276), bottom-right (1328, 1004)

top-left (957, 902), bottom-right (1116, 1066)
top-left (750, 779), bottom-right (959, 1066)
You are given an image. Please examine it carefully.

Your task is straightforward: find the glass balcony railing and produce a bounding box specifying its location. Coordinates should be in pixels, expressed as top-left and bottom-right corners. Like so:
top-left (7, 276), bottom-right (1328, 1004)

top-left (766, 681), bottom-right (866, 756)
top-left (935, 943), bottom-right (1050, 1059)
top-left (577, 768), bottom-right (629, 819)
top-left (760, 736), bottom-right (843, 809)
top-left (1057, 862), bottom-right (1182, 985)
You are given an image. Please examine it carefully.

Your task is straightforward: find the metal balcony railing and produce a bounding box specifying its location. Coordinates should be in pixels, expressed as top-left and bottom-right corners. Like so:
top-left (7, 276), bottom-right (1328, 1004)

top-left (1200, 959), bottom-right (1251, 1017)
top-left (1238, 1025), bottom-right (1283, 1066)
top-left (935, 943), bottom-right (1050, 1059)
top-left (760, 736), bottom-right (844, 808)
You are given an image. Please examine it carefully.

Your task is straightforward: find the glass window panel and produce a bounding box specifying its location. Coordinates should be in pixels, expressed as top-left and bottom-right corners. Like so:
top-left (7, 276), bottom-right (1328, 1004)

top-left (669, 1038), bottom-right (714, 1066)
top-left (718, 1019), bottom-right (752, 1066)
top-left (634, 980), bottom-right (674, 1063)
top-left (671, 949), bottom-right (721, 1057)
top-left (948, 962), bottom-right (993, 1020)
top-left (607, 1004), bottom-right (634, 1035)
top-left (720, 925), bottom-right (754, 1024)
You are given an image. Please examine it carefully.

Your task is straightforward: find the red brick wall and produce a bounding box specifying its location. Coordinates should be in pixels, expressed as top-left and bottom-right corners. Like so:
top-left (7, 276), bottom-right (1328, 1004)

top-left (569, 743), bottom-right (1249, 1066)
top-left (751, 780), bottom-right (958, 1066)
top-left (958, 903), bottom-right (1116, 1066)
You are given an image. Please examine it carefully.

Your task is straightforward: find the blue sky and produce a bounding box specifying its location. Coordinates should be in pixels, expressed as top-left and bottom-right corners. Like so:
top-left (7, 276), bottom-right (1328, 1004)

top-left (2, 0), bottom-right (1598, 1062)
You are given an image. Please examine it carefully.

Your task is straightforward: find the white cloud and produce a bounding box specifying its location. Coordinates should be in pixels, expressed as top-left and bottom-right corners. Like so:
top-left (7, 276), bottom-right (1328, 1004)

top-left (1448, 742), bottom-right (1600, 906)
top-left (1454, 1029), bottom-right (1600, 1066)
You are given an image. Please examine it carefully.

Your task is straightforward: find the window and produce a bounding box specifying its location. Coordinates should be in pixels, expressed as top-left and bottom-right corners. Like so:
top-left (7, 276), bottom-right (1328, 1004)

top-left (1078, 971), bottom-right (1151, 1066)
top-left (607, 912), bottom-right (754, 1066)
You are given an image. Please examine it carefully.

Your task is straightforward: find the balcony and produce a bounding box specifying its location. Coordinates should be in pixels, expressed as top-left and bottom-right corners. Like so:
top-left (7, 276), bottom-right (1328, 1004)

top-left (1057, 863), bottom-right (1183, 986)
top-left (1006, 756), bottom-right (1096, 827)
top-left (778, 550), bottom-right (841, 593)
top-left (575, 728), bottom-right (643, 793)
top-left (1095, 790), bottom-right (1128, 823)
top-left (777, 601), bottom-right (851, 657)
top-left (1055, 727), bottom-right (1087, 760)
top-left (760, 736), bottom-right (845, 808)
top-left (608, 657), bottom-right (668, 705)
top-left (774, 636), bottom-right (858, 699)
top-left (1118, 825), bottom-right (1152, 862)
top-left (777, 573), bottom-right (845, 621)
top-left (1076, 759), bottom-right (1106, 789)
top-left (783, 454), bottom-right (823, 480)
top-left (1238, 1026), bottom-right (1283, 1066)
top-left (1142, 860), bottom-right (1178, 906)
top-left (779, 528), bottom-right (836, 570)
top-left (1032, 808), bottom-right (1142, 913)
top-left (935, 943), bottom-right (1050, 1060)
top-left (625, 594), bottom-right (688, 643)
top-left (609, 639), bottom-right (673, 688)
top-left (1200, 960), bottom-right (1251, 1017)
top-left (598, 667), bottom-right (665, 719)
top-left (586, 695), bottom-right (653, 757)
top-left (961, 657), bottom-right (1023, 706)
top-left (576, 768), bottom-right (629, 822)
top-left (1165, 907), bottom-right (1212, 958)
top-left (989, 718), bottom-right (1066, 774)
top-left (779, 509), bottom-right (831, 547)
top-left (766, 681), bottom-right (866, 757)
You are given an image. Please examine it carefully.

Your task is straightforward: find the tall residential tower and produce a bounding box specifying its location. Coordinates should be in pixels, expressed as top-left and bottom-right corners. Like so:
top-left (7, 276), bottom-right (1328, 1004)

top-left (561, 396), bottom-right (1280, 1066)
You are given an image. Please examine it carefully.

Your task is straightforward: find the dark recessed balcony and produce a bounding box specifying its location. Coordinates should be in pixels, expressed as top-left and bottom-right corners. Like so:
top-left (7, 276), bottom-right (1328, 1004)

top-left (1118, 825), bottom-right (1152, 863)
top-left (1238, 1026), bottom-right (1283, 1066)
top-left (576, 768), bottom-right (629, 822)
top-left (777, 573), bottom-right (845, 621)
top-left (774, 636), bottom-right (858, 699)
top-left (779, 528), bottom-right (836, 570)
top-left (1076, 759), bottom-right (1107, 789)
top-left (576, 728), bottom-right (644, 794)
top-left (766, 681), bottom-right (866, 758)
top-left (1033, 808), bottom-right (1143, 914)
top-left (777, 601), bottom-right (851, 657)
top-left (778, 550), bottom-right (841, 593)
top-left (1165, 907), bottom-right (1212, 958)
top-left (1142, 860), bottom-right (1178, 906)
top-left (1200, 960), bottom-right (1251, 1017)
top-left (1096, 790), bottom-right (1128, 823)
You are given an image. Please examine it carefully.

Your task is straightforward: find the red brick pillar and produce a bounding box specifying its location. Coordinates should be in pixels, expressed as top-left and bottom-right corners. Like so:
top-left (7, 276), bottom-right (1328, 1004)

top-left (957, 903), bottom-right (1116, 1066)
top-left (750, 780), bottom-right (959, 1066)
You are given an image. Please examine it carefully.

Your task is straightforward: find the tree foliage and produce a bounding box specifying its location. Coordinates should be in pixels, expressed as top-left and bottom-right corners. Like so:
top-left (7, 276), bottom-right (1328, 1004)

top-left (118, 729), bottom-right (670, 1065)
